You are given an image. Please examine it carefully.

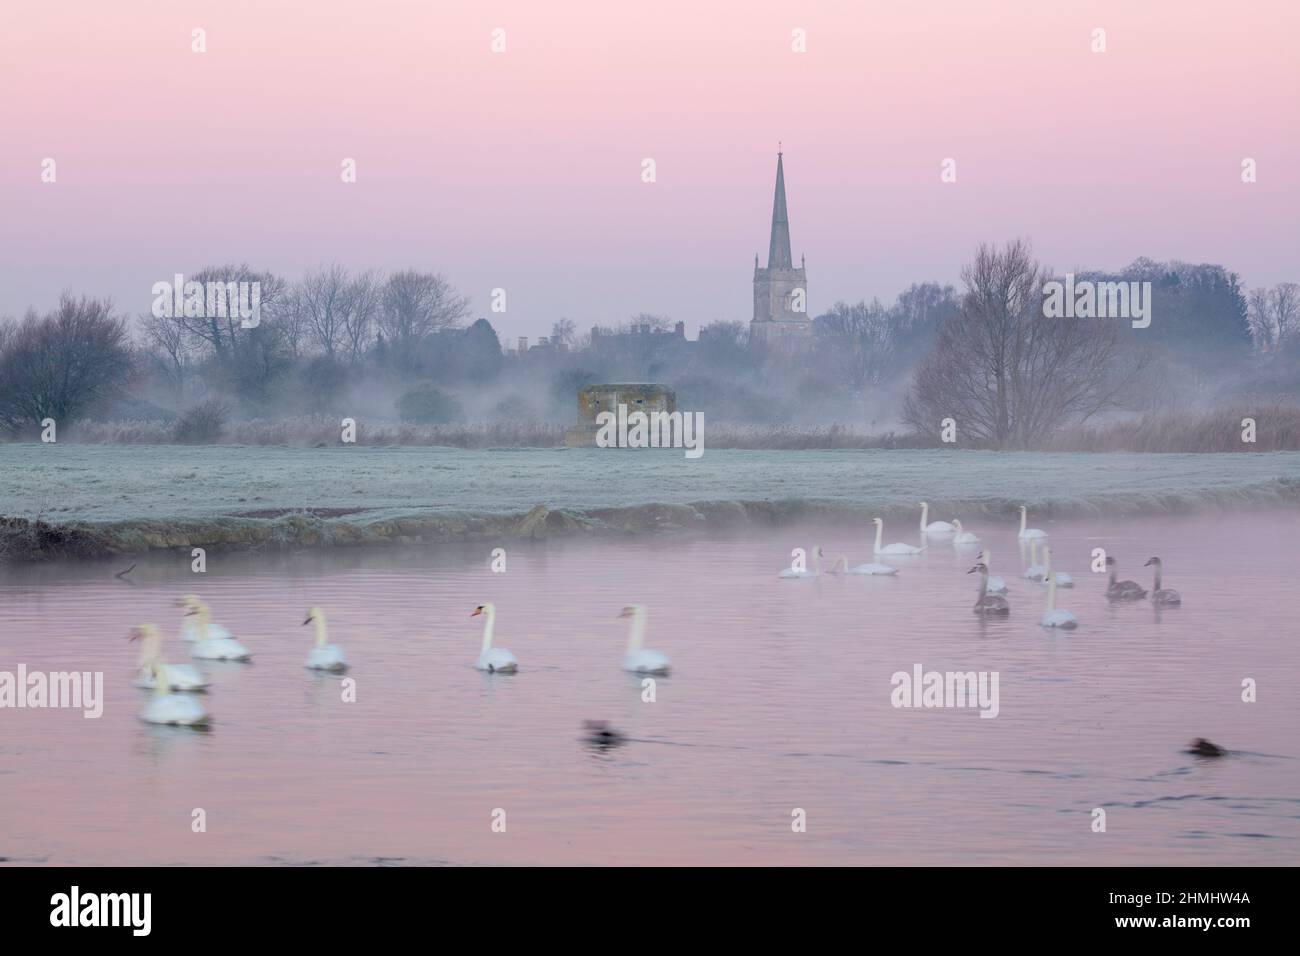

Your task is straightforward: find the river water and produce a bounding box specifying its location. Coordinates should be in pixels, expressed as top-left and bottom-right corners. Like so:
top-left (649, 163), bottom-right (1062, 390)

top-left (1, 507), bottom-right (1297, 865)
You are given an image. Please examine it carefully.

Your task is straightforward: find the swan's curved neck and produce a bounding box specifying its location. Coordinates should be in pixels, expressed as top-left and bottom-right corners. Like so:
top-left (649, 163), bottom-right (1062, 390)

top-left (1020, 509), bottom-right (1027, 534)
top-left (194, 606), bottom-right (210, 641)
top-left (874, 522), bottom-right (883, 552)
top-left (626, 607), bottom-right (646, 653)
top-left (1046, 575), bottom-right (1058, 611)
top-left (1043, 549), bottom-right (1052, 574)
top-left (481, 607), bottom-right (496, 652)
top-left (153, 665), bottom-right (169, 695)
top-left (1108, 564), bottom-right (1117, 587)
top-left (1152, 561), bottom-right (1162, 591)
top-left (976, 569), bottom-right (988, 599)
top-left (314, 614), bottom-right (329, 648)
top-left (920, 503), bottom-right (928, 531)
top-left (139, 631), bottom-right (161, 667)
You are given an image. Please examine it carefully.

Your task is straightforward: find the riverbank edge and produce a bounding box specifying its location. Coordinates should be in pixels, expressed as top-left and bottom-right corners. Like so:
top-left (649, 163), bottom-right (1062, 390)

top-left (3, 477), bottom-right (1298, 563)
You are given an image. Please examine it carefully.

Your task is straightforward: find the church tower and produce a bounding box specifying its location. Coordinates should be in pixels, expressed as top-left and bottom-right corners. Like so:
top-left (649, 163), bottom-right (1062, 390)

top-left (750, 150), bottom-right (810, 346)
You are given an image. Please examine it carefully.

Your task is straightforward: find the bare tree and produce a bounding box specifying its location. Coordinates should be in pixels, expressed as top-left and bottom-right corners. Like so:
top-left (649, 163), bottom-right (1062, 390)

top-left (170, 263), bottom-right (289, 364)
top-left (340, 269), bottom-right (381, 364)
top-left (904, 240), bottom-right (1143, 448)
top-left (551, 317), bottom-right (577, 348)
top-left (1246, 282), bottom-right (1300, 353)
top-left (297, 264), bottom-right (351, 358)
top-left (0, 296), bottom-right (135, 431)
top-left (378, 270), bottom-right (470, 367)
top-left (814, 300), bottom-right (897, 394)
top-left (139, 308), bottom-right (193, 394)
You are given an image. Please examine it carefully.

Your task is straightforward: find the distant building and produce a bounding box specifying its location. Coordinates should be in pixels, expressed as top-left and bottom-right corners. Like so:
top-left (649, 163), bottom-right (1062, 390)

top-left (589, 321), bottom-right (688, 357)
top-left (564, 383), bottom-right (677, 447)
top-left (750, 150), bottom-right (810, 347)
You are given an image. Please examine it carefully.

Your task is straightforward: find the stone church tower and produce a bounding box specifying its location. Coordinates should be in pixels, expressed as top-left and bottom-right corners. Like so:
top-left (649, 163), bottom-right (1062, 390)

top-left (750, 150), bottom-right (810, 346)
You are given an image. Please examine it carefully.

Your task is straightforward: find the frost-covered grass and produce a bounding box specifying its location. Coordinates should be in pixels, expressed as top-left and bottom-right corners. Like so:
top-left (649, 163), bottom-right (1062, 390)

top-left (2, 444), bottom-right (1299, 524)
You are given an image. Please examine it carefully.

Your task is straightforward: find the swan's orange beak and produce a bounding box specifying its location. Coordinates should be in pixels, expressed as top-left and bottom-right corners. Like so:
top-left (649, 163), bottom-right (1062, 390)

top-left (127, 629), bottom-right (141, 642)
top-left (618, 607), bottom-right (634, 618)
top-left (470, 607), bottom-right (483, 617)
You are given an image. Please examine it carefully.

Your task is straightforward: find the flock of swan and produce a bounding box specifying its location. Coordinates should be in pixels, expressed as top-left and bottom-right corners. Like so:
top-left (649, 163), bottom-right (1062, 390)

top-left (131, 594), bottom-right (667, 728)
top-left (129, 503), bottom-right (1183, 729)
top-left (784, 503), bottom-right (1183, 633)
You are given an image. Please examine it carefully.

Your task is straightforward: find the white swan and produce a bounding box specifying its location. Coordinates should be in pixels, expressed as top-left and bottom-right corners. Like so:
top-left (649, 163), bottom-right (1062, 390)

top-left (140, 663), bottom-right (210, 726)
top-left (184, 597), bottom-right (252, 662)
top-left (620, 604), bottom-right (670, 675)
top-left (967, 562), bottom-right (1010, 614)
top-left (829, 555), bottom-right (898, 576)
top-left (951, 519), bottom-right (980, 546)
top-left (1022, 538), bottom-right (1045, 581)
top-left (779, 546), bottom-right (823, 578)
top-left (178, 594), bottom-right (232, 643)
top-left (130, 624), bottom-right (208, 691)
top-left (471, 603), bottom-right (518, 673)
top-left (303, 607), bottom-right (349, 673)
top-left (978, 549), bottom-right (1008, 594)
top-left (1144, 557), bottom-right (1181, 605)
top-left (1040, 546), bottom-right (1073, 587)
top-left (919, 502), bottom-right (955, 535)
top-left (1018, 505), bottom-right (1047, 539)
top-left (873, 518), bottom-right (924, 555)
top-left (1105, 557), bottom-right (1148, 600)
top-left (1039, 572), bottom-right (1078, 629)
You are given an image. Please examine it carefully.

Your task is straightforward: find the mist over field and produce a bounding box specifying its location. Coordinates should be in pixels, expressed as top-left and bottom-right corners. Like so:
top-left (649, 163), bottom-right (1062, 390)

top-left (1, 253), bottom-right (1298, 452)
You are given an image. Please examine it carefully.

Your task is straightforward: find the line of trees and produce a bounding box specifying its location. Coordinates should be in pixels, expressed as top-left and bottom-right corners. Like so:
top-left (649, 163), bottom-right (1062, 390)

top-left (0, 248), bottom-right (1294, 443)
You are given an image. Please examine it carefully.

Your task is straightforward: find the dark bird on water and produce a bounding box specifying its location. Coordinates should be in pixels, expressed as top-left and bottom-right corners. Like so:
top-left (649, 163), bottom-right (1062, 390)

top-left (1186, 738), bottom-right (1226, 757)
top-left (582, 720), bottom-right (626, 749)
top-left (114, 564), bottom-right (136, 579)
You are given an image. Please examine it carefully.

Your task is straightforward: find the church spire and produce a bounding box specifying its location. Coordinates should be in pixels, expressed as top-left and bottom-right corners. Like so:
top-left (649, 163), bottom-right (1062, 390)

top-left (767, 150), bottom-right (793, 270)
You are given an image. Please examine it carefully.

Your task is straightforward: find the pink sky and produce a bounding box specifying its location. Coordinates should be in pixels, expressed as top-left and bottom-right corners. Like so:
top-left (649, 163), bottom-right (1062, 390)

top-left (1, 0), bottom-right (1296, 338)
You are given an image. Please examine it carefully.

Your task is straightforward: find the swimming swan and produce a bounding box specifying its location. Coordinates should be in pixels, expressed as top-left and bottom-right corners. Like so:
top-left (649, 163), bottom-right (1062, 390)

top-left (1144, 557), bottom-right (1182, 605)
top-left (1022, 538), bottom-right (1045, 581)
top-left (967, 562), bottom-right (1010, 614)
top-left (1018, 506), bottom-right (1047, 540)
top-left (1040, 546), bottom-right (1073, 587)
top-left (829, 555), bottom-right (899, 576)
top-left (471, 603), bottom-right (518, 673)
top-left (130, 625), bottom-right (208, 691)
top-left (302, 607), bottom-right (349, 673)
top-left (978, 549), bottom-right (1008, 594)
top-left (1106, 557), bottom-right (1148, 600)
top-left (779, 546), bottom-right (823, 579)
top-left (184, 597), bottom-right (252, 661)
top-left (919, 502), bottom-right (955, 535)
top-left (1039, 571), bottom-right (1078, 629)
top-left (951, 519), bottom-right (980, 546)
top-left (178, 593), bottom-right (232, 643)
top-left (620, 604), bottom-right (671, 675)
top-left (140, 663), bottom-right (210, 727)
top-left (873, 518), bottom-right (924, 556)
